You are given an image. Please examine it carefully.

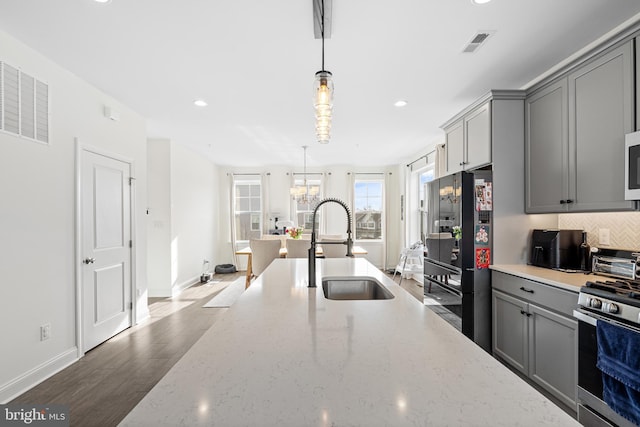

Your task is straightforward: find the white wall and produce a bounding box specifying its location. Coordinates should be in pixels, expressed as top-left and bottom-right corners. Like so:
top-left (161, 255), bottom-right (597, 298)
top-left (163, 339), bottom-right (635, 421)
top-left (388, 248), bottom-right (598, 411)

top-left (147, 139), bottom-right (172, 296)
top-left (0, 30), bottom-right (148, 402)
top-left (170, 143), bottom-right (217, 294)
top-left (147, 140), bottom-right (219, 297)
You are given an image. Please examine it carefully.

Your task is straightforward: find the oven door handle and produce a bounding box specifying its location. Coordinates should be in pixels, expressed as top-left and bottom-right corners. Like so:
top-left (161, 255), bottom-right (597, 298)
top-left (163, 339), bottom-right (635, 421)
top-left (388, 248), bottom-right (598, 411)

top-left (573, 310), bottom-right (597, 327)
top-left (574, 309), bottom-right (640, 334)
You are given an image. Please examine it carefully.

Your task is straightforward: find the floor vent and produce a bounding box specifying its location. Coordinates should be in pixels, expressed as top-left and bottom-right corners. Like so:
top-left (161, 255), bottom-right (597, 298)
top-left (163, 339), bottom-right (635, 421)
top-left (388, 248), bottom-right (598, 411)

top-left (463, 31), bottom-right (494, 53)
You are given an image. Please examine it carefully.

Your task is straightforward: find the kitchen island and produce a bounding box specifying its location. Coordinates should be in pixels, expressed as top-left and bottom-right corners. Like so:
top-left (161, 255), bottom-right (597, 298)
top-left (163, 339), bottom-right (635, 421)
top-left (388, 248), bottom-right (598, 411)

top-left (120, 258), bottom-right (579, 426)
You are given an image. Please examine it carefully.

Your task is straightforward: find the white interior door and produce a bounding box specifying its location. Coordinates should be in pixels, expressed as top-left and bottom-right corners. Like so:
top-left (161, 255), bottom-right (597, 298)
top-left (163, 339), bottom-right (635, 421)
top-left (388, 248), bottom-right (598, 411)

top-left (81, 149), bottom-right (132, 352)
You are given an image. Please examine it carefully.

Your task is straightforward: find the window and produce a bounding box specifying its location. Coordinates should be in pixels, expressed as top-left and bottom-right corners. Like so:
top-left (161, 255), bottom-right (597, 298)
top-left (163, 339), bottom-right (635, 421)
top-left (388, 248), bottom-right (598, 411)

top-left (406, 155), bottom-right (436, 243)
top-left (291, 175), bottom-right (322, 233)
top-left (234, 180), bottom-right (262, 241)
top-left (354, 179), bottom-right (384, 240)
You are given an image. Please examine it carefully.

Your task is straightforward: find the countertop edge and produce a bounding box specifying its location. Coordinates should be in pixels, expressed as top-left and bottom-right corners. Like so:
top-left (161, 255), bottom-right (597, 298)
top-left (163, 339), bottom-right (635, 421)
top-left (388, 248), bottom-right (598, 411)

top-left (490, 264), bottom-right (591, 292)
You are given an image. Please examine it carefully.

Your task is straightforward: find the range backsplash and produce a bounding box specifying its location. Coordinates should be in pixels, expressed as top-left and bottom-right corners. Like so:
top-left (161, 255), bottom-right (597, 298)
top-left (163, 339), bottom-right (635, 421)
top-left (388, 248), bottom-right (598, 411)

top-left (558, 212), bottom-right (640, 251)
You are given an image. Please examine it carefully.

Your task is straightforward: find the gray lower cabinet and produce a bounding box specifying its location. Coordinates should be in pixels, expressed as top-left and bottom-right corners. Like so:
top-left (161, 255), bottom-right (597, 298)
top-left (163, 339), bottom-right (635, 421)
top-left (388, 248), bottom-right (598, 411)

top-left (526, 39), bottom-right (636, 212)
top-left (492, 272), bottom-right (578, 410)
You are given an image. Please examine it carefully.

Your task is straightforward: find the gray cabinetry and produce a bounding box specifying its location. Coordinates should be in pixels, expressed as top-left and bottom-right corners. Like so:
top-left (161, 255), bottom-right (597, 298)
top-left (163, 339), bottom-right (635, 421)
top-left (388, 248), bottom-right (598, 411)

top-left (492, 271), bottom-right (578, 410)
top-left (464, 101), bottom-right (491, 170)
top-left (493, 290), bottom-right (528, 374)
top-left (445, 120), bottom-right (464, 174)
top-left (526, 40), bottom-right (636, 213)
top-left (525, 80), bottom-right (568, 212)
top-left (444, 101), bottom-right (492, 174)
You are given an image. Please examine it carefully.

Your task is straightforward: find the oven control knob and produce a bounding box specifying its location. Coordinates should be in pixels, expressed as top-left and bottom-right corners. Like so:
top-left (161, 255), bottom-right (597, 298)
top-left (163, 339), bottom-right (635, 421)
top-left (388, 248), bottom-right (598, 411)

top-left (603, 302), bottom-right (619, 314)
top-left (588, 298), bottom-right (602, 309)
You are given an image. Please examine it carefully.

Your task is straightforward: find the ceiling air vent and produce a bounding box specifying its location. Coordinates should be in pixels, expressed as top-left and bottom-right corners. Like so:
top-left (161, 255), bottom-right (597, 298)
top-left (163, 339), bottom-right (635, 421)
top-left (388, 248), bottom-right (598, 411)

top-left (463, 31), bottom-right (494, 53)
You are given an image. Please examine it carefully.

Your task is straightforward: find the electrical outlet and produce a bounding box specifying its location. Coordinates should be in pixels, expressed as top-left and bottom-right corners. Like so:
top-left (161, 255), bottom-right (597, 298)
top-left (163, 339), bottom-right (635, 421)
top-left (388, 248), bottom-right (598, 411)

top-left (40, 324), bottom-right (51, 341)
top-left (599, 228), bottom-right (611, 246)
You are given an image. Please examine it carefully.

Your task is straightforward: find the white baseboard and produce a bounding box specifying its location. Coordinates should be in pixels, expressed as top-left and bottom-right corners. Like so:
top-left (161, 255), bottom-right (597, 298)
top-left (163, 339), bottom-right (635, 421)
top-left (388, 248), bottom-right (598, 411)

top-left (0, 347), bottom-right (78, 404)
top-left (171, 275), bottom-right (199, 297)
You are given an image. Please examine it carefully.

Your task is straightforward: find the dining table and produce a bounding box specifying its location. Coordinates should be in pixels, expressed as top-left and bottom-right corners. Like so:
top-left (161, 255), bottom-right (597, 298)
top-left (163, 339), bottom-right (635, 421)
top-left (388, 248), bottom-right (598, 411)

top-left (235, 244), bottom-right (368, 288)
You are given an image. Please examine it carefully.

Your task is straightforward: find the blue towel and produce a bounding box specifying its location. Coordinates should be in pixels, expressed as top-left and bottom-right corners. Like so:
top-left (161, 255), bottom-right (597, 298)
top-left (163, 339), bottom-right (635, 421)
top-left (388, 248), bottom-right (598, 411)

top-left (596, 320), bottom-right (640, 426)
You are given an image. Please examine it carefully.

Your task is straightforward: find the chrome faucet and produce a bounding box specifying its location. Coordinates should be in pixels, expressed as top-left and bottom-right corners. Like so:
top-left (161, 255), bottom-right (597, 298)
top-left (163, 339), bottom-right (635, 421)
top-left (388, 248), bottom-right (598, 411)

top-left (308, 198), bottom-right (354, 287)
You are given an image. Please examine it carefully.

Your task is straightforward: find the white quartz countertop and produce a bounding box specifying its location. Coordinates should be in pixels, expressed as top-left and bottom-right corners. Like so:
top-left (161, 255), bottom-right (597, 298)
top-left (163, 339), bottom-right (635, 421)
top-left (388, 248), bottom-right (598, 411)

top-left (491, 264), bottom-right (612, 292)
top-left (120, 258), bottom-right (579, 426)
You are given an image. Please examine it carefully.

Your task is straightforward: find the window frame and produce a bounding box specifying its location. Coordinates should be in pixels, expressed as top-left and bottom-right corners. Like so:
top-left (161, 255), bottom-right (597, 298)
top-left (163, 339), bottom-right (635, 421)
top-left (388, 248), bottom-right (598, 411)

top-left (353, 177), bottom-right (385, 242)
top-left (233, 178), bottom-right (263, 243)
top-left (290, 174), bottom-right (323, 234)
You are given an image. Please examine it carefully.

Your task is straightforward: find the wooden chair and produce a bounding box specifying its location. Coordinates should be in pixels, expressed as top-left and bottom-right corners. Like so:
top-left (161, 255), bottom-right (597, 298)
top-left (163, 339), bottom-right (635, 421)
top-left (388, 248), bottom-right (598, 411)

top-left (285, 238), bottom-right (311, 258)
top-left (249, 239), bottom-right (282, 278)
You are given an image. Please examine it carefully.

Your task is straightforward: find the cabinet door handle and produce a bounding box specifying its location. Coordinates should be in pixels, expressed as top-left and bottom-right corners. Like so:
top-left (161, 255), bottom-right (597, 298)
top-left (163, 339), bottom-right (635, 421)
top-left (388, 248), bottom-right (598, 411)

top-left (519, 286), bottom-right (534, 294)
top-left (566, 199), bottom-right (574, 204)
top-left (560, 200), bottom-right (566, 204)
top-left (520, 310), bottom-right (526, 315)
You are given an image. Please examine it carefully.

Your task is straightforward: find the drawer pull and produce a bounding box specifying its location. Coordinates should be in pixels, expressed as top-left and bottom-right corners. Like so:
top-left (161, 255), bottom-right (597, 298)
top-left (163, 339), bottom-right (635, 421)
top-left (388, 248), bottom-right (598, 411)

top-left (520, 310), bottom-right (532, 317)
top-left (520, 286), bottom-right (534, 294)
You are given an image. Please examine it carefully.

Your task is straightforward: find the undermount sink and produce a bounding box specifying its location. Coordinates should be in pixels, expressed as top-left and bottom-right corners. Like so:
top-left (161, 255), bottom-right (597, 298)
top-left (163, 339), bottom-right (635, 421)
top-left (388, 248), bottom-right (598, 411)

top-left (321, 276), bottom-right (395, 300)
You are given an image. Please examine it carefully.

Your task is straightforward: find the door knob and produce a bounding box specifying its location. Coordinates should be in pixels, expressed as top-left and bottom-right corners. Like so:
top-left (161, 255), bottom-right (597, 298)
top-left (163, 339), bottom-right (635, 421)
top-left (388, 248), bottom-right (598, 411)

top-left (83, 257), bottom-right (95, 264)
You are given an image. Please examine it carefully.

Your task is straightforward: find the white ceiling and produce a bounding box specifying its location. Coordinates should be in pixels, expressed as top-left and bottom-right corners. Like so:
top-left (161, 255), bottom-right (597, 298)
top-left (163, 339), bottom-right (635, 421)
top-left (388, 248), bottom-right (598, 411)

top-left (2, 1), bottom-right (640, 168)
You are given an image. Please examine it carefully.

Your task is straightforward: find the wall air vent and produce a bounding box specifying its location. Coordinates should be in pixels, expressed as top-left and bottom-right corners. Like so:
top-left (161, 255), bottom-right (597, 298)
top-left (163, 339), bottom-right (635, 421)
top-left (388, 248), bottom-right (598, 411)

top-left (462, 31), bottom-right (495, 53)
top-left (0, 61), bottom-right (49, 144)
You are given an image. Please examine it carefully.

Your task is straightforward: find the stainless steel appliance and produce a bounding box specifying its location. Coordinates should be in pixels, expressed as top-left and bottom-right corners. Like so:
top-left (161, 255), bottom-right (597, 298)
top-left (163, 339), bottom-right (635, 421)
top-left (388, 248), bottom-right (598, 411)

top-left (574, 248), bottom-right (640, 427)
top-left (424, 170), bottom-right (492, 352)
top-left (625, 130), bottom-right (640, 200)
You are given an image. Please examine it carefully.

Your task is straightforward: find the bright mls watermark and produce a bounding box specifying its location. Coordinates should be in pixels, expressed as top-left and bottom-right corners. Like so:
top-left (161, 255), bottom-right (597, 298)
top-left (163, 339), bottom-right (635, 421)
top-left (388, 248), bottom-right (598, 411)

top-left (0, 405), bottom-right (68, 427)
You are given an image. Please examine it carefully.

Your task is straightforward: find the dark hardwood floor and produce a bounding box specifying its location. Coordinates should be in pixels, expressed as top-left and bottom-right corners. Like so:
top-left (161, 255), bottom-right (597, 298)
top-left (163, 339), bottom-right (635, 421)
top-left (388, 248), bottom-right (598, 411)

top-left (11, 270), bottom-right (424, 426)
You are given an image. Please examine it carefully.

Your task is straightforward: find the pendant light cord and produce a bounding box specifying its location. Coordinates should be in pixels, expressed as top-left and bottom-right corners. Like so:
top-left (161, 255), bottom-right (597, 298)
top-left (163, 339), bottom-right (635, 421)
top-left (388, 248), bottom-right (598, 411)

top-left (321, 0), bottom-right (325, 71)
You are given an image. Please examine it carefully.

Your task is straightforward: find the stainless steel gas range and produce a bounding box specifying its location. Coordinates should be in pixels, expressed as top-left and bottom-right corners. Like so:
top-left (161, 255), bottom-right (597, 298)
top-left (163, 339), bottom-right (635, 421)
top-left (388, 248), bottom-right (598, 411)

top-left (574, 248), bottom-right (640, 427)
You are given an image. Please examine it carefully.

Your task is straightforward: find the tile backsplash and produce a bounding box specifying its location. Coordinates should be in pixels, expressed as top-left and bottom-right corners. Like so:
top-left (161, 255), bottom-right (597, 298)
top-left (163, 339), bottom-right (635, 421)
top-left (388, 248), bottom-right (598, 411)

top-left (558, 212), bottom-right (640, 251)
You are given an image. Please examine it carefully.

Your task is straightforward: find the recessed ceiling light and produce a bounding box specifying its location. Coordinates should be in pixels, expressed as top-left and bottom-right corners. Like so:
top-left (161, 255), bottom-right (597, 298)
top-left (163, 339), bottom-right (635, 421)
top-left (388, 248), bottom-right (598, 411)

top-left (394, 100), bottom-right (408, 107)
top-left (194, 99), bottom-right (208, 107)
top-left (94, 0), bottom-right (112, 3)
top-left (471, 0), bottom-right (491, 4)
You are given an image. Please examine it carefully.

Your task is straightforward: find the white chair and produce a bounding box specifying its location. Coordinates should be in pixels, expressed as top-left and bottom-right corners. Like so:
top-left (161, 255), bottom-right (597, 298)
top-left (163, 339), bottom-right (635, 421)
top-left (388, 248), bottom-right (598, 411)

top-left (319, 235), bottom-right (348, 258)
top-left (286, 238), bottom-right (311, 258)
top-left (249, 239), bottom-right (282, 278)
top-left (261, 234), bottom-right (287, 248)
top-left (393, 243), bottom-right (424, 285)
top-left (424, 235), bottom-right (455, 293)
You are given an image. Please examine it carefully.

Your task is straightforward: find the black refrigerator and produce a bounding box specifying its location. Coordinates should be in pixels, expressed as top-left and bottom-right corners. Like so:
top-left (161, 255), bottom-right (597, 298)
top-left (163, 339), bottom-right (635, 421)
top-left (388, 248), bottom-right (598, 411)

top-left (424, 170), bottom-right (492, 352)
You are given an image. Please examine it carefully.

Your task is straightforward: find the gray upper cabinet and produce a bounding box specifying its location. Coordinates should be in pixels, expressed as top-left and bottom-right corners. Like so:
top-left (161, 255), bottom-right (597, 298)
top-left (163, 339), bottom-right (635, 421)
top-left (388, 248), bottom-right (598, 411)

top-left (465, 102), bottom-right (492, 170)
top-left (445, 120), bottom-right (464, 174)
top-left (525, 80), bottom-right (568, 212)
top-left (444, 101), bottom-right (491, 174)
top-left (526, 40), bottom-right (636, 213)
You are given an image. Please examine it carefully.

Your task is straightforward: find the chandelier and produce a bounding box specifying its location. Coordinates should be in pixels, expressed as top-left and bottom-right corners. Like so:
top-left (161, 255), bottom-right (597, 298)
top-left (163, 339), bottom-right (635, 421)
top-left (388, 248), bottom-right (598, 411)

top-left (290, 146), bottom-right (320, 203)
top-left (313, 0), bottom-right (333, 144)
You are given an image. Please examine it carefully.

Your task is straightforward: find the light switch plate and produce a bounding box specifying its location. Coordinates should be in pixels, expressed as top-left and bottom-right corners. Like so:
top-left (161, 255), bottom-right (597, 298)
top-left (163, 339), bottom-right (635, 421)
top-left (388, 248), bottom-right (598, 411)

top-left (598, 228), bottom-right (610, 246)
